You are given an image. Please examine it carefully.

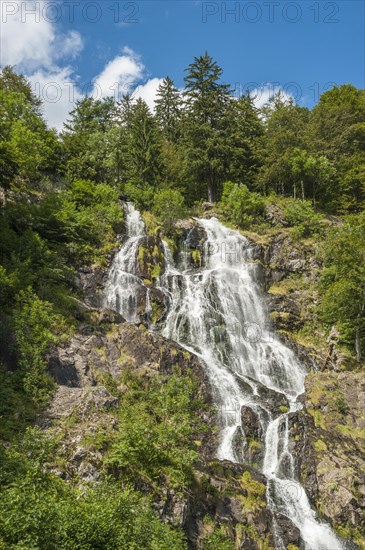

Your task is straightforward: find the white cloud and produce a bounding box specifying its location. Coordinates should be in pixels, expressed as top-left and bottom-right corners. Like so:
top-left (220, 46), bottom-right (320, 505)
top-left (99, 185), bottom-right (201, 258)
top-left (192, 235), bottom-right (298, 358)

top-left (0, 0), bottom-right (84, 130)
top-left (28, 68), bottom-right (82, 131)
top-left (55, 30), bottom-right (84, 61)
top-left (133, 77), bottom-right (164, 112)
top-left (0, 1), bottom-right (161, 130)
top-left (250, 85), bottom-right (294, 109)
top-left (0, 0), bottom-right (83, 70)
top-left (92, 48), bottom-right (144, 99)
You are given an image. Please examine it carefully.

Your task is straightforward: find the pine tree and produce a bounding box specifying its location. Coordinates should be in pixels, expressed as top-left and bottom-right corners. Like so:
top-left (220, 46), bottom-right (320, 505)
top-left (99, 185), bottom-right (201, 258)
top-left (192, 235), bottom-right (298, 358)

top-left (155, 77), bottom-right (182, 143)
top-left (126, 98), bottom-right (161, 187)
top-left (227, 92), bottom-right (263, 187)
top-left (183, 52), bottom-right (232, 202)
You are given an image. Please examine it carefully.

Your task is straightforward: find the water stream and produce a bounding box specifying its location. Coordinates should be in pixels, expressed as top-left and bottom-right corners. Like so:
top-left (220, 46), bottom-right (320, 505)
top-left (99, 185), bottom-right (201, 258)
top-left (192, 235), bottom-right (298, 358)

top-left (105, 203), bottom-right (344, 550)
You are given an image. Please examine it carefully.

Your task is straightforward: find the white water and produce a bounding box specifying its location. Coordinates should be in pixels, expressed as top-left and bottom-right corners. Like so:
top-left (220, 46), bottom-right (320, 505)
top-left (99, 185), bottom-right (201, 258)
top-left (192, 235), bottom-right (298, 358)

top-left (106, 206), bottom-right (344, 550)
top-left (104, 203), bottom-right (146, 322)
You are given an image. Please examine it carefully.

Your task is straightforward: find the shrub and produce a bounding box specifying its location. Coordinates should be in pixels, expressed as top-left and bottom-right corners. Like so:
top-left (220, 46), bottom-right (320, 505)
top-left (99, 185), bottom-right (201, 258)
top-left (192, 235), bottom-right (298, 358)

top-left (0, 428), bottom-right (186, 549)
top-left (283, 198), bottom-right (323, 238)
top-left (106, 369), bottom-right (205, 490)
top-left (153, 188), bottom-right (186, 231)
top-left (13, 288), bottom-right (64, 404)
top-left (220, 182), bottom-right (265, 228)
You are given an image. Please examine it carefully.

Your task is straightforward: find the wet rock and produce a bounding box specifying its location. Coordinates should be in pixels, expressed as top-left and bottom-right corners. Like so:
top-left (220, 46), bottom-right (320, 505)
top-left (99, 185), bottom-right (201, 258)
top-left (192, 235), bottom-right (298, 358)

top-left (136, 235), bottom-right (166, 282)
top-left (241, 406), bottom-right (262, 440)
top-left (184, 225), bottom-right (206, 252)
top-left (237, 375), bottom-right (290, 418)
top-left (240, 406), bottom-right (265, 469)
top-left (140, 286), bottom-right (168, 327)
top-left (274, 513), bottom-right (302, 547)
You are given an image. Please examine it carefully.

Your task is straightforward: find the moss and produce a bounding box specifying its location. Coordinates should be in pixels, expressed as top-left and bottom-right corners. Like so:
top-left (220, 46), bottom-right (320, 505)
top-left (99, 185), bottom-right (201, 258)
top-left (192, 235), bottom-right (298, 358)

top-left (152, 245), bottom-right (160, 259)
top-left (142, 211), bottom-right (159, 235)
top-left (270, 311), bottom-right (290, 321)
top-left (268, 285), bottom-right (288, 296)
top-left (137, 245), bottom-right (148, 264)
top-left (191, 249), bottom-right (202, 267)
top-left (313, 439), bottom-right (328, 452)
top-left (240, 524), bottom-right (274, 549)
top-left (279, 405), bottom-right (289, 413)
top-left (239, 471), bottom-right (266, 512)
top-left (335, 524), bottom-right (365, 550)
top-left (335, 424), bottom-right (365, 440)
top-left (248, 439), bottom-right (262, 451)
top-left (151, 263), bottom-right (161, 280)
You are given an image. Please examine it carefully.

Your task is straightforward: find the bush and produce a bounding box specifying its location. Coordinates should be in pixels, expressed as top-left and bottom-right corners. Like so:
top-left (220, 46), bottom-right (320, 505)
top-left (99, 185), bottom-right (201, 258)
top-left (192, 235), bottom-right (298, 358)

top-left (124, 180), bottom-right (155, 210)
top-left (153, 189), bottom-right (186, 231)
top-left (282, 198), bottom-right (323, 238)
top-left (220, 182), bottom-right (265, 228)
top-left (106, 369), bottom-right (205, 490)
top-left (0, 428), bottom-right (186, 549)
top-left (13, 288), bottom-right (65, 404)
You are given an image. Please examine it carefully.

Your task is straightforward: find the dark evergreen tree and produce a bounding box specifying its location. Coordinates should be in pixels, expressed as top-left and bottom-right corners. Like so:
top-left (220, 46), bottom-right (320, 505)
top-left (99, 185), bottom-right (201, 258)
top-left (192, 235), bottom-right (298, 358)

top-left (257, 96), bottom-right (310, 196)
top-left (182, 52), bottom-right (232, 202)
top-left (227, 92), bottom-right (263, 187)
top-left (125, 98), bottom-right (161, 188)
top-left (155, 77), bottom-right (182, 143)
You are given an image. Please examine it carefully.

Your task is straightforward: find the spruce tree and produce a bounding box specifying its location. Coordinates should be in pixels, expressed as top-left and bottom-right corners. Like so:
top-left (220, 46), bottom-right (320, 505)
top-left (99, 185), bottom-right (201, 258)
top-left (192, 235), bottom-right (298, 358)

top-left (183, 52), bottom-right (231, 202)
top-left (155, 77), bottom-right (182, 143)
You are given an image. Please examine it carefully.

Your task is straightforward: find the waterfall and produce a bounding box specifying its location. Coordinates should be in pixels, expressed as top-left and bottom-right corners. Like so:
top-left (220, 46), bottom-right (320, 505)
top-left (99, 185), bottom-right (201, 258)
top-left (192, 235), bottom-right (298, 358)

top-left (106, 206), bottom-right (344, 550)
top-left (104, 202), bottom-right (146, 322)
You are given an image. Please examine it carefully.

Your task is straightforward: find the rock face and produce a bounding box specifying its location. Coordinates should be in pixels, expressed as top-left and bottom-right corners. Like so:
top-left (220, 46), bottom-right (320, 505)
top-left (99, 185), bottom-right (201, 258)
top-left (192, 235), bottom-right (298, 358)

top-left (175, 219), bottom-right (207, 269)
top-left (288, 371), bottom-right (365, 547)
top-left (43, 309), bottom-right (304, 549)
top-left (238, 222), bottom-right (365, 546)
top-left (47, 214), bottom-right (364, 548)
top-left (136, 235), bottom-right (166, 281)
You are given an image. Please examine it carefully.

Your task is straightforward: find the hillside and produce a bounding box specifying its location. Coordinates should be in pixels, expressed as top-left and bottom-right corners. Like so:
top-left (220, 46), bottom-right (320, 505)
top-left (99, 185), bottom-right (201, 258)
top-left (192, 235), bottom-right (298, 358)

top-left (0, 63), bottom-right (364, 549)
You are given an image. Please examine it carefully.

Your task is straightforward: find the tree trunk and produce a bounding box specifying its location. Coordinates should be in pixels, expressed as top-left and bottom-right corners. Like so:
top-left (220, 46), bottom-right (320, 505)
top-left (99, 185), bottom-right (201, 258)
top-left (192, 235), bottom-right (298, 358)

top-left (301, 180), bottom-right (305, 201)
top-left (207, 175), bottom-right (214, 203)
top-left (293, 182), bottom-right (297, 199)
top-left (355, 325), bottom-right (362, 364)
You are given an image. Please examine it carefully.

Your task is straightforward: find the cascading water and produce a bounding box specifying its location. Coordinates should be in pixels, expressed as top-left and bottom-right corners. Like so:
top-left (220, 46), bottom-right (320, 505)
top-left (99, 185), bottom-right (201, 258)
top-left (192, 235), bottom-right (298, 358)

top-left (104, 202), bottom-right (146, 322)
top-left (106, 205), bottom-right (344, 550)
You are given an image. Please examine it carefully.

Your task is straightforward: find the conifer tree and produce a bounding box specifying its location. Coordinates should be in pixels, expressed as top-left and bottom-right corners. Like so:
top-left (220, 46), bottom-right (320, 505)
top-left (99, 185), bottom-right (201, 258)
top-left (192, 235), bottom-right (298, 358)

top-left (155, 77), bottom-right (182, 143)
top-left (183, 52), bottom-right (232, 202)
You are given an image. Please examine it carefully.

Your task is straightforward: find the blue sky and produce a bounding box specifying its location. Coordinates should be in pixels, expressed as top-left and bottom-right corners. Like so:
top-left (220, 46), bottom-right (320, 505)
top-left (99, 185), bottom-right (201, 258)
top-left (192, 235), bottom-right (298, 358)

top-left (1, 0), bottom-right (364, 129)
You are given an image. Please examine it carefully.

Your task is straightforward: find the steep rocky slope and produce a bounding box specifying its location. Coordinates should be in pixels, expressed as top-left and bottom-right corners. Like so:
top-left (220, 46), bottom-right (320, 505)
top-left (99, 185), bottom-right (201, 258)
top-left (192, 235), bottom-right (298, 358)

top-left (40, 211), bottom-right (364, 548)
top-left (42, 309), bottom-right (303, 549)
top-left (242, 221), bottom-right (365, 548)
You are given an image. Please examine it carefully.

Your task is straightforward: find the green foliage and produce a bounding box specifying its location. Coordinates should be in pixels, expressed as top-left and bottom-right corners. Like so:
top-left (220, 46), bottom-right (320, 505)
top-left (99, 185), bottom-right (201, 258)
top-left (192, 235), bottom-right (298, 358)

top-left (155, 77), bottom-right (182, 143)
top-left (153, 188), bottom-right (186, 230)
top-left (13, 288), bottom-right (63, 404)
top-left (220, 181), bottom-right (265, 228)
top-left (201, 522), bottom-right (234, 549)
top-left (107, 369), bottom-right (204, 491)
top-left (0, 428), bottom-right (186, 549)
top-left (282, 198), bottom-right (323, 238)
top-left (319, 212), bottom-right (365, 362)
top-left (182, 52), bottom-right (232, 202)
